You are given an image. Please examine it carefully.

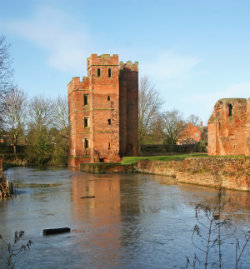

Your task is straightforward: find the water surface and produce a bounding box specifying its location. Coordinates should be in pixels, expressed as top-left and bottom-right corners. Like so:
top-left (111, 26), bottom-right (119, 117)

top-left (0, 167), bottom-right (249, 269)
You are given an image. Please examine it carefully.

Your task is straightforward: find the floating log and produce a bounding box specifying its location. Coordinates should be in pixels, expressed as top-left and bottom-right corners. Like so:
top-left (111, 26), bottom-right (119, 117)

top-left (80, 195), bottom-right (95, 199)
top-left (213, 214), bottom-right (220, 220)
top-left (43, 227), bottom-right (71, 236)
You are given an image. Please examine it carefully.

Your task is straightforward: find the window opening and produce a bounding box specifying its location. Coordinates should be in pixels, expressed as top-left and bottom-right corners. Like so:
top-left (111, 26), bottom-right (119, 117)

top-left (84, 138), bottom-right (89, 149)
top-left (97, 68), bottom-right (101, 77)
top-left (107, 96), bottom-right (110, 101)
top-left (108, 68), bottom-right (112, 77)
top-left (228, 104), bottom-right (233, 117)
top-left (108, 142), bottom-right (111, 150)
top-left (108, 119), bottom-right (111, 125)
top-left (83, 94), bottom-right (88, 106)
top-left (84, 117), bottom-right (89, 128)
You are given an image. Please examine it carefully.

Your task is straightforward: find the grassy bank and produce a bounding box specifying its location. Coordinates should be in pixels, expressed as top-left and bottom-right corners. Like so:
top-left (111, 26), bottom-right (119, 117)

top-left (121, 153), bottom-right (248, 165)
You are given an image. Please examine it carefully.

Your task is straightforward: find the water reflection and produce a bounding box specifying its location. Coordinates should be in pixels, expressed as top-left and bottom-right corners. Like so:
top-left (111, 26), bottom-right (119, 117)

top-left (0, 167), bottom-right (249, 269)
top-left (71, 172), bottom-right (122, 268)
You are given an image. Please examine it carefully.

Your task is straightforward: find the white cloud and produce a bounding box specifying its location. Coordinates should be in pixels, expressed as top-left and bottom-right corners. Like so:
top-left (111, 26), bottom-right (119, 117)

top-left (187, 82), bottom-right (250, 105)
top-left (4, 5), bottom-right (91, 73)
top-left (141, 50), bottom-right (200, 84)
top-left (185, 82), bottom-right (250, 122)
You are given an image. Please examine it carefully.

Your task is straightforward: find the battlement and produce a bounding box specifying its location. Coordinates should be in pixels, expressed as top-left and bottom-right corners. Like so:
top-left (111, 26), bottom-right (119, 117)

top-left (87, 54), bottom-right (119, 68)
top-left (68, 77), bottom-right (80, 87)
top-left (120, 61), bottom-right (138, 71)
top-left (68, 77), bottom-right (89, 92)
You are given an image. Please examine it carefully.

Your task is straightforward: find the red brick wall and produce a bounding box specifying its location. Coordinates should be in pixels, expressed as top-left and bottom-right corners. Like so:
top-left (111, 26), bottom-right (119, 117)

top-left (208, 98), bottom-right (248, 156)
top-left (119, 61), bottom-right (138, 156)
top-left (245, 99), bottom-right (250, 156)
top-left (136, 158), bottom-right (250, 191)
top-left (68, 54), bottom-right (138, 168)
top-left (178, 123), bottom-right (201, 144)
top-left (87, 54), bottom-right (120, 163)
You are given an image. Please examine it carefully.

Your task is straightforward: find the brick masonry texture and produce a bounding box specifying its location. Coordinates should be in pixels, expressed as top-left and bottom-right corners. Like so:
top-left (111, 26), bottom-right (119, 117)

top-left (208, 98), bottom-right (250, 156)
top-left (136, 158), bottom-right (250, 191)
top-left (68, 54), bottom-right (138, 168)
top-left (177, 122), bottom-right (201, 144)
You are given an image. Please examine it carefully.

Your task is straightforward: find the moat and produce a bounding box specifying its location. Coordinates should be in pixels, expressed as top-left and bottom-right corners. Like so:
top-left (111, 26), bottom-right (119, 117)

top-left (0, 167), bottom-right (250, 269)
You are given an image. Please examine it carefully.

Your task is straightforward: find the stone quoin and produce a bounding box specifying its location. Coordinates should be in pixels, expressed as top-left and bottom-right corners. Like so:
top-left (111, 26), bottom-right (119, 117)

top-left (68, 54), bottom-right (138, 168)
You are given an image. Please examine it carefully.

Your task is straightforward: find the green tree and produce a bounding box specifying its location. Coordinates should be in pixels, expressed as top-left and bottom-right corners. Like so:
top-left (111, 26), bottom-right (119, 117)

top-left (25, 96), bottom-right (54, 165)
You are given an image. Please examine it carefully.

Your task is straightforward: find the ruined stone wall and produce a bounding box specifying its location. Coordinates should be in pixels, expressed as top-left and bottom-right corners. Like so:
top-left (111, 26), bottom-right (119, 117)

top-left (245, 98), bottom-right (250, 156)
top-left (136, 158), bottom-right (250, 191)
top-left (208, 98), bottom-right (248, 156)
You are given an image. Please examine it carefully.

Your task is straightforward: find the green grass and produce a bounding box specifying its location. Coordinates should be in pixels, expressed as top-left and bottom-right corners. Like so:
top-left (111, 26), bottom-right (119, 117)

top-left (121, 153), bottom-right (208, 165)
top-left (121, 153), bottom-right (249, 165)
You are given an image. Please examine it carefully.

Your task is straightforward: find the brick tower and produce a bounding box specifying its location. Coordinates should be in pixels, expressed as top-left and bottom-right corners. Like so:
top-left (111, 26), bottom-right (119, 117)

top-left (68, 54), bottom-right (138, 168)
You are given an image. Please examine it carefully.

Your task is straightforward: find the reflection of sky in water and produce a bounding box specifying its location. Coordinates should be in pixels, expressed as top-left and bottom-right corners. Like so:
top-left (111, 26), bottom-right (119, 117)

top-left (0, 167), bottom-right (249, 269)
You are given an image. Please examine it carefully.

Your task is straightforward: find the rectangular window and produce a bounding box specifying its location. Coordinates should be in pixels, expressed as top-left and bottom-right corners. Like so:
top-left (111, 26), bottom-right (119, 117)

top-left (83, 94), bottom-right (88, 106)
top-left (108, 119), bottom-right (111, 125)
top-left (84, 117), bottom-right (89, 128)
top-left (83, 138), bottom-right (89, 149)
top-left (108, 68), bottom-right (112, 77)
top-left (97, 68), bottom-right (101, 77)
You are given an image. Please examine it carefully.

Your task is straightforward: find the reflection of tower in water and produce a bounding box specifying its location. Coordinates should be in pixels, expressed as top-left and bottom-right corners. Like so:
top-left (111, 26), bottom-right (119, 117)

top-left (71, 173), bottom-right (122, 266)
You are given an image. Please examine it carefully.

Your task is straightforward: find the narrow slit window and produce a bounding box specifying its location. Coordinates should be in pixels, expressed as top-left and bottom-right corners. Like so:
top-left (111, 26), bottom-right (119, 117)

top-left (108, 119), bottom-right (111, 125)
top-left (108, 142), bottom-right (111, 149)
top-left (84, 138), bottom-right (89, 149)
top-left (97, 68), bottom-right (101, 77)
top-left (228, 104), bottom-right (233, 117)
top-left (84, 117), bottom-right (89, 128)
top-left (83, 94), bottom-right (88, 106)
top-left (108, 68), bottom-right (112, 77)
top-left (107, 96), bottom-right (110, 101)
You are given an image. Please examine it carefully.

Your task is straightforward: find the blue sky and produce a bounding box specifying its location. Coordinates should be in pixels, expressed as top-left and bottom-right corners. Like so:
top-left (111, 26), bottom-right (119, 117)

top-left (0, 0), bottom-right (249, 123)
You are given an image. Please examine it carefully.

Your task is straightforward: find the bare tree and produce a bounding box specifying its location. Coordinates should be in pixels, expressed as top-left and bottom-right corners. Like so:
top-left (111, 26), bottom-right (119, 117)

top-left (27, 96), bottom-right (54, 130)
top-left (162, 109), bottom-right (186, 147)
top-left (138, 75), bottom-right (164, 152)
top-left (0, 35), bottom-right (13, 128)
top-left (53, 95), bottom-right (69, 137)
top-left (187, 114), bottom-right (202, 127)
top-left (4, 87), bottom-right (27, 155)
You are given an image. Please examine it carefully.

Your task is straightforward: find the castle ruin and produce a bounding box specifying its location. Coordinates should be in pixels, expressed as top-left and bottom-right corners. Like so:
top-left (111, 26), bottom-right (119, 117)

top-left (208, 98), bottom-right (250, 156)
top-left (68, 54), bottom-right (138, 168)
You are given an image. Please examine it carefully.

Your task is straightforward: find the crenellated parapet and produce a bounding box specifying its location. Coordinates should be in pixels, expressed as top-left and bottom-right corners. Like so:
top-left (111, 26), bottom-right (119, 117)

top-left (87, 54), bottom-right (119, 68)
top-left (68, 77), bottom-right (89, 95)
top-left (120, 61), bottom-right (138, 72)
